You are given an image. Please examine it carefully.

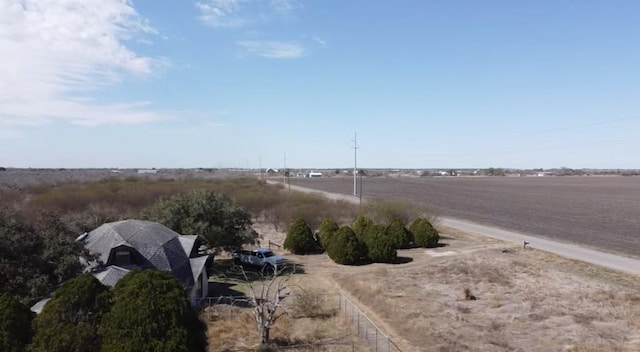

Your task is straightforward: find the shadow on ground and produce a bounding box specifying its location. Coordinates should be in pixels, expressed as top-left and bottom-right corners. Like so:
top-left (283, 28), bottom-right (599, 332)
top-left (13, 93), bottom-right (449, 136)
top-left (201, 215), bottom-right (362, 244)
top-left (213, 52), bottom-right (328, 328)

top-left (392, 256), bottom-right (414, 265)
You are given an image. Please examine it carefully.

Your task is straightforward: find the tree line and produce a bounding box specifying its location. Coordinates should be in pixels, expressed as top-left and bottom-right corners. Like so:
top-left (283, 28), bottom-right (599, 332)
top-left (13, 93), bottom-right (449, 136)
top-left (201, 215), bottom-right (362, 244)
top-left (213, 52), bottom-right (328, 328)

top-left (283, 215), bottom-right (439, 265)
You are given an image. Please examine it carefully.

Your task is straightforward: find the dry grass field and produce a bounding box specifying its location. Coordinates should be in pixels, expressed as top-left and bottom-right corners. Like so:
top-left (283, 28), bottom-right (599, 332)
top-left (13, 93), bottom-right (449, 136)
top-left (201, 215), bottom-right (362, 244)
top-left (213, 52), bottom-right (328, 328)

top-left (249, 223), bottom-right (640, 352)
top-left (288, 176), bottom-right (640, 258)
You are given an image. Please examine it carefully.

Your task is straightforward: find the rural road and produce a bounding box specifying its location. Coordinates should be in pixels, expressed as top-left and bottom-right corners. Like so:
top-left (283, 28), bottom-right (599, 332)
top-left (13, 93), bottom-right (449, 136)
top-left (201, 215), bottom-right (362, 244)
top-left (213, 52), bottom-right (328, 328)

top-left (273, 181), bottom-right (640, 276)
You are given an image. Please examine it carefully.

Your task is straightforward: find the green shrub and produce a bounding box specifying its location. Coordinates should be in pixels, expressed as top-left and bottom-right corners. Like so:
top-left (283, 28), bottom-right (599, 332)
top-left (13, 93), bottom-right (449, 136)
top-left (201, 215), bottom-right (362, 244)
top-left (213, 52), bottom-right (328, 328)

top-left (363, 224), bottom-right (397, 263)
top-left (99, 270), bottom-right (207, 352)
top-left (317, 218), bottom-right (339, 250)
top-left (385, 218), bottom-right (413, 249)
top-left (326, 227), bottom-right (366, 265)
top-left (31, 274), bottom-right (112, 352)
top-left (0, 294), bottom-right (33, 352)
top-left (352, 215), bottom-right (373, 240)
top-left (283, 218), bottom-right (318, 255)
top-left (409, 218), bottom-right (439, 248)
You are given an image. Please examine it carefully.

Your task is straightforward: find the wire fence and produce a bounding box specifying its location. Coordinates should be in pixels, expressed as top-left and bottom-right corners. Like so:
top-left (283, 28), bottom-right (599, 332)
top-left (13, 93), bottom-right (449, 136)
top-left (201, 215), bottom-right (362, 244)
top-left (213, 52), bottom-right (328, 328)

top-left (338, 294), bottom-right (403, 352)
top-left (193, 292), bottom-right (403, 352)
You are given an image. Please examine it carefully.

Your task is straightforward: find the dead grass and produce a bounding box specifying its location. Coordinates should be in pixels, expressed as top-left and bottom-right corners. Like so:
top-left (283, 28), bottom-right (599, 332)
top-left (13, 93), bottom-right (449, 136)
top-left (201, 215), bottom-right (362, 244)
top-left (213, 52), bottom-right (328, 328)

top-left (331, 232), bottom-right (640, 352)
top-left (227, 219), bottom-right (640, 351)
top-left (203, 304), bottom-right (367, 352)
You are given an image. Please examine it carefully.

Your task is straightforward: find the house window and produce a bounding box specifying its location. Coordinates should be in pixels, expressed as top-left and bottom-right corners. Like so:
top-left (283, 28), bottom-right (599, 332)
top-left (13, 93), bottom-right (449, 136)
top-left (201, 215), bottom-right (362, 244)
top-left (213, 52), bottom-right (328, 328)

top-left (114, 251), bottom-right (132, 266)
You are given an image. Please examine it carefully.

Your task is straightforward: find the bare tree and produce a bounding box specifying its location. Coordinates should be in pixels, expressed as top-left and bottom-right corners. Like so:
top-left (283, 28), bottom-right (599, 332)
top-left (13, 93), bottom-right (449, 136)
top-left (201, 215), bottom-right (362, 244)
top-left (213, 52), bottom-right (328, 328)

top-left (238, 267), bottom-right (297, 344)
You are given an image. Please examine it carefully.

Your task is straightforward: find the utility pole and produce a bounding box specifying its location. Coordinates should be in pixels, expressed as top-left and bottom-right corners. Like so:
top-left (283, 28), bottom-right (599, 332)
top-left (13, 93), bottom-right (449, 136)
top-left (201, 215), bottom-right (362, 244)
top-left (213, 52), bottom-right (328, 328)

top-left (352, 132), bottom-right (359, 196)
top-left (283, 152), bottom-right (290, 191)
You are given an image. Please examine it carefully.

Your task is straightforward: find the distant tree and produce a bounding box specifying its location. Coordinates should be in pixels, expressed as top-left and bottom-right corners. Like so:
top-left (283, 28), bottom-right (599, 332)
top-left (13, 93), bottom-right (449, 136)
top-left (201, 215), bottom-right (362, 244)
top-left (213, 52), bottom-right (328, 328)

top-left (326, 227), bottom-right (366, 265)
top-left (0, 294), bottom-right (33, 352)
top-left (317, 218), bottom-right (339, 250)
top-left (385, 218), bottom-right (413, 249)
top-left (485, 168), bottom-right (506, 176)
top-left (283, 218), bottom-right (318, 255)
top-left (409, 218), bottom-right (439, 248)
top-left (362, 224), bottom-right (397, 263)
top-left (0, 210), bottom-right (89, 303)
top-left (31, 274), bottom-right (112, 352)
top-left (352, 215), bottom-right (373, 240)
top-left (99, 270), bottom-right (207, 352)
top-left (141, 190), bottom-right (257, 253)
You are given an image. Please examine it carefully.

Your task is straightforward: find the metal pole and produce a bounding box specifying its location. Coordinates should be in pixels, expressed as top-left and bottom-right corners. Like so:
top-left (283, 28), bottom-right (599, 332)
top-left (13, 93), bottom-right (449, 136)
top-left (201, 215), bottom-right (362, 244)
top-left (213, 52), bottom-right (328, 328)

top-left (359, 172), bottom-right (363, 206)
top-left (353, 132), bottom-right (358, 196)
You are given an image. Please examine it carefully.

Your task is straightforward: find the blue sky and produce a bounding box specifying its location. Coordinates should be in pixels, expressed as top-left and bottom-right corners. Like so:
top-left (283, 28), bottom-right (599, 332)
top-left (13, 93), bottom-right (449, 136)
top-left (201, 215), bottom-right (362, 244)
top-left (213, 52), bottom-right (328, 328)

top-left (1, 0), bottom-right (640, 169)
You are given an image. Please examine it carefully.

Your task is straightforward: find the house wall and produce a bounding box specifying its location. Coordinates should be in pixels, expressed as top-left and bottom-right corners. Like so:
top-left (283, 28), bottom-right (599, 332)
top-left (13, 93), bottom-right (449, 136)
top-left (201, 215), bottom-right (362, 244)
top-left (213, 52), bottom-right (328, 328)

top-left (189, 266), bottom-right (208, 300)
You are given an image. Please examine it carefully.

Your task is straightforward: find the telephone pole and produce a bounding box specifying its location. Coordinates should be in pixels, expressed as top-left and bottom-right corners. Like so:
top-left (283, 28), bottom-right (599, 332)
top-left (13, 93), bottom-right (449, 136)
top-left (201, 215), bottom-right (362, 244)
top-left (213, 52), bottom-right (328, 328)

top-left (283, 152), bottom-right (290, 191)
top-left (352, 132), bottom-right (359, 196)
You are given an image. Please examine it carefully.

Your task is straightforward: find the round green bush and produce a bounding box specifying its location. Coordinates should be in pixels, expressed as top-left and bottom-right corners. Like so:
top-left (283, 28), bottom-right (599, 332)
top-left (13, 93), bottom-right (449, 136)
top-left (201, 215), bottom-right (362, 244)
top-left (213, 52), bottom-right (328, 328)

top-left (284, 218), bottom-right (318, 254)
top-left (317, 218), bottom-right (339, 250)
top-left (363, 224), bottom-right (397, 263)
top-left (385, 218), bottom-right (413, 249)
top-left (326, 227), bottom-right (366, 265)
top-left (31, 274), bottom-right (112, 352)
top-left (352, 215), bottom-right (373, 240)
top-left (409, 218), bottom-right (439, 248)
top-left (0, 294), bottom-right (33, 352)
top-left (99, 270), bottom-right (207, 352)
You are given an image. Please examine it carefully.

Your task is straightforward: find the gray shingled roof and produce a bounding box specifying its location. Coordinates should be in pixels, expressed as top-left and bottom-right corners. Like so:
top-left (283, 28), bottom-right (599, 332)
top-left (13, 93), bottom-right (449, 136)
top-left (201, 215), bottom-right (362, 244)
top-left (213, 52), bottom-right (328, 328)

top-left (93, 266), bottom-right (131, 287)
top-left (30, 298), bottom-right (51, 314)
top-left (178, 235), bottom-right (198, 257)
top-left (84, 220), bottom-right (195, 289)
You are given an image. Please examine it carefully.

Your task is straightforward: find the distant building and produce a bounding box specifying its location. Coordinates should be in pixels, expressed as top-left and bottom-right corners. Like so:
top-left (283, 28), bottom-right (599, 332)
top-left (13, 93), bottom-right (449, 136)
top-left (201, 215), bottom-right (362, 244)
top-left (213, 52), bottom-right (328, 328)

top-left (308, 172), bottom-right (322, 178)
top-left (137, 169), bottom-right (157, 174)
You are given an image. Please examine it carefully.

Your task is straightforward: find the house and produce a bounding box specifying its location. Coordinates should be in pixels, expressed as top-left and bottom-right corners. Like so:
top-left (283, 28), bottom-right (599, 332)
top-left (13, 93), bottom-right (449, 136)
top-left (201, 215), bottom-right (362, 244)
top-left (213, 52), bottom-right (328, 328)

top-left (31, 220), bottom-right (211, 314)
top-left (81, 219), bottom-right (210, 301)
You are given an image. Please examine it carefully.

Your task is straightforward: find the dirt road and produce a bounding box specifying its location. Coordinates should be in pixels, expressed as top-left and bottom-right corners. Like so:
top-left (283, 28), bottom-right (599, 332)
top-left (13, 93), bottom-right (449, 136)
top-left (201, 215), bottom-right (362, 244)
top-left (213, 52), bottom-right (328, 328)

top-left (274, 181), bottom-right (640, 276)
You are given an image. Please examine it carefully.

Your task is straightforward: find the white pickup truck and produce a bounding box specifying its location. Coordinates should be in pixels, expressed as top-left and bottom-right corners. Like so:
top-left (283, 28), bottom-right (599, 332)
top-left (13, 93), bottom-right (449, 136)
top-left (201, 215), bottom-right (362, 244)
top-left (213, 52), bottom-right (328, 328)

top-left (232, 248), bottom-right (286, 273)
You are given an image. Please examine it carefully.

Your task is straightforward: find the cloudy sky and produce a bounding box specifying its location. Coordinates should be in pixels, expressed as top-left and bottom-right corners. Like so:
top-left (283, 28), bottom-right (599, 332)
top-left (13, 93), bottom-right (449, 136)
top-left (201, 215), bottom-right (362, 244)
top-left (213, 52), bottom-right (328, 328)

top-left (1, 0), bottom-right (639, 169)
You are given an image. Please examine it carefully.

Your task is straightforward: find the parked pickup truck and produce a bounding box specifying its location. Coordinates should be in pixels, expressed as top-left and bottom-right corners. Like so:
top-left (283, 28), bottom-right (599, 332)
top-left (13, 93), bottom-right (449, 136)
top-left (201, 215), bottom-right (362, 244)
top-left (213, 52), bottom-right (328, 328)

top-left (232, 248), bottom-right (286, 273)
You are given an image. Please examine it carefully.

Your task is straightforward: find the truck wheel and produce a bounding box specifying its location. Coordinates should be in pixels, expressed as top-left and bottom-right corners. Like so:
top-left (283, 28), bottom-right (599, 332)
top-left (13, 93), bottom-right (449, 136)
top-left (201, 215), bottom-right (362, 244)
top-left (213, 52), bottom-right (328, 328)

top-left (261, 264), bottom-right (275, 276)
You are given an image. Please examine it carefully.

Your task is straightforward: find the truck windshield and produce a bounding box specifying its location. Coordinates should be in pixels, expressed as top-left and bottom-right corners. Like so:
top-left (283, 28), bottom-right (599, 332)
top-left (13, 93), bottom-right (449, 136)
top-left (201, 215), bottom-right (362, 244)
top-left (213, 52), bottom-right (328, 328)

top-left (262, 251), bottom-right (274, 258)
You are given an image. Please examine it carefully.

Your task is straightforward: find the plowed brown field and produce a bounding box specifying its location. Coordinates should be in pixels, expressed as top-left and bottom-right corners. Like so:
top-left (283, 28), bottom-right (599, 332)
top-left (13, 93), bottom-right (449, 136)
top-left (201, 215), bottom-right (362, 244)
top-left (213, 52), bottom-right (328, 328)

top-left (287, 176), bottom-right (640, 258)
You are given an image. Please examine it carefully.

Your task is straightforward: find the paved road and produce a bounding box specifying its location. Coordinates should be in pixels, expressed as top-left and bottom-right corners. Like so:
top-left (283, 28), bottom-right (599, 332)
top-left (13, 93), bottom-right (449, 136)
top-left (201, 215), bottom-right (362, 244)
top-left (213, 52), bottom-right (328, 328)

top-left (439, 217), bottom-right (640, 276)
top-left (275, 181), bottom-right (640, 276)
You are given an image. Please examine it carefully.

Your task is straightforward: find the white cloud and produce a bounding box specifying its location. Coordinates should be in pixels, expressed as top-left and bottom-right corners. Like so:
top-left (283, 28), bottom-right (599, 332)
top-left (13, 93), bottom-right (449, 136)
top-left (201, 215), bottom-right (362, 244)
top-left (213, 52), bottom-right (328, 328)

top-left (196, 0), bottom-right (296, 28)
top-left (270, 0), bottom-right (293, 14)
top-left (237, 40), bottom-right (304, 58)
top-left (312, 36), bottom-right (327, 48)
top-left (195, 0), bottom-right (247, 28)
top-left (0, 0), bottom-right (165, 131)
